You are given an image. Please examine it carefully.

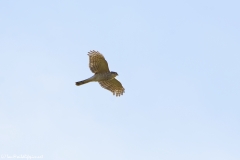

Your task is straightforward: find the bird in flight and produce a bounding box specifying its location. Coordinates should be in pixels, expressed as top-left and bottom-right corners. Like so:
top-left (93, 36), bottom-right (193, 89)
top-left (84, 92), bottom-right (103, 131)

top-left (75, 50), bottom-right (125, 97)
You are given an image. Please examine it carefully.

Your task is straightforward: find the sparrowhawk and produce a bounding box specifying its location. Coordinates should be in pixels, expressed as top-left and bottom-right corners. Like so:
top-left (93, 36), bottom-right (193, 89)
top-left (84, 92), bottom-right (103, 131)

top-left (75, 50), bottom-right (125, 97)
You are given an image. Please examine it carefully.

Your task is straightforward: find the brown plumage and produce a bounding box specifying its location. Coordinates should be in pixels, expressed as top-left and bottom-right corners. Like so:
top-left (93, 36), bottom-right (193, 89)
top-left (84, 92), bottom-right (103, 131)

top-left (75, 50), bottom-right (125, 97)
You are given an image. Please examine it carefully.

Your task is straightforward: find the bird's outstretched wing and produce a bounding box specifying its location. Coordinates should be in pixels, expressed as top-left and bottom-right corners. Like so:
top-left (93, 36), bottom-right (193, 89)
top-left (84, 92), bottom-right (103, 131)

top-left (88, 50), bottom-right (110, 73)
top-left (99, 78), bottom-right (125, 97)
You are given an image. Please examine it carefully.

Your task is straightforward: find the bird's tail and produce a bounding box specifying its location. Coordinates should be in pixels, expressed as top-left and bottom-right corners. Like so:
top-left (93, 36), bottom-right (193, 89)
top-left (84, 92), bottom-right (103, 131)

top-left (75, 77), bottom-right (93, 86)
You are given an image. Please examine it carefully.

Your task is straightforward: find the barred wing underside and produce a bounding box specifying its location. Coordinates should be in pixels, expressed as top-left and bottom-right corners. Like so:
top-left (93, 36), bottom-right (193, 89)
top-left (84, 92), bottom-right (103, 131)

top-left (99, 78), bottom-right (125, 97)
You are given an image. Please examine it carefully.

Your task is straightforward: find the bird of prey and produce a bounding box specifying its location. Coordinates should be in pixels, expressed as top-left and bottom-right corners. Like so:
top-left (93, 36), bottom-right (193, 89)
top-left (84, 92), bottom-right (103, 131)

top-left (75, 50), bottom-right (125, 97)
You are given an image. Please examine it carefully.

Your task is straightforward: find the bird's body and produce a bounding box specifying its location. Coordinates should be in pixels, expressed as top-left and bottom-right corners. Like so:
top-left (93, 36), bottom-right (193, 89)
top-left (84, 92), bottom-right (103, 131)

top-left (75, 50), bottom-right (125, 97)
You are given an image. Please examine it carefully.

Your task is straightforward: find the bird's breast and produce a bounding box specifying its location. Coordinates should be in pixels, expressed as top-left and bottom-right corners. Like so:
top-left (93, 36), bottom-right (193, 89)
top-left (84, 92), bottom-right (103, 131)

top-left (94, 73), bottom-right (113, 81)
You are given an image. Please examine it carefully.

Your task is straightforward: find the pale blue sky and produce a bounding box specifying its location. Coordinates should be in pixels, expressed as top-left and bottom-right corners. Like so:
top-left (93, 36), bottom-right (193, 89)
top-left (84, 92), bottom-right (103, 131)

top-left (0, 0), bottom-right (240, 160)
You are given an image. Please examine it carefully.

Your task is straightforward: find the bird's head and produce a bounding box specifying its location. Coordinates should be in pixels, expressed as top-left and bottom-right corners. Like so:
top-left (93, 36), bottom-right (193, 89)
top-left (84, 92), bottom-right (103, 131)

top-left (111, 71), bottom-right (118, 77)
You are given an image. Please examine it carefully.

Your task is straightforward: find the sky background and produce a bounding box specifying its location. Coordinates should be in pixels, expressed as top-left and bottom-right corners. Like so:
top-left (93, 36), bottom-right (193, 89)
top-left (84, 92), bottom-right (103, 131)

top-left (0, 0), bottom-right (240, 160)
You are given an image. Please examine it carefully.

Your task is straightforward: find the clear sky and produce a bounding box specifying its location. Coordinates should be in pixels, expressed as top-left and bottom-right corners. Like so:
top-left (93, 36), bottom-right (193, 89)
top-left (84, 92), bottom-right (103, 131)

top-left (0, 0), bottom-right (240, 160)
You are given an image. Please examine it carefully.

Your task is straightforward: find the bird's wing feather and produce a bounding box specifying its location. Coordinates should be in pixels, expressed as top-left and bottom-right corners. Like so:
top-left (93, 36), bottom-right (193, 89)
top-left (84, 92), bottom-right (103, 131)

top-left (88, 50), bottom-right (110, 73)
top-left (99, 78), bottom-right (125, 97)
